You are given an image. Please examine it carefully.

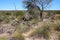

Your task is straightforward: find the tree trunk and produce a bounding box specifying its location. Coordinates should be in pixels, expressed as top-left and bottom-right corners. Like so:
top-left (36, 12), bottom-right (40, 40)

top-left (40, 4), bottom-right (44, 21)
top-left (40, 11), bottom-right (43, 21)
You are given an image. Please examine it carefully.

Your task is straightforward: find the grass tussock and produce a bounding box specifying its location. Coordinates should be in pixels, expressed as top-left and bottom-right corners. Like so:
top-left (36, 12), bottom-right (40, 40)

top-left (29, 20), bottom-right (60, 39)
top-left (48, 21), bottom-right (60, 31)
top-left (30, 18), bottom-right (39, 24)
top-left (30, 23), bottom-right (50, 39)
top-left (0, 37), bottom-right (6, 40)
top-left (11, 30), bottom-right (24, 40)
top-left (58, 32), bottom-right (60, 40)
top-left (17, 24), bottom-right (31, 33)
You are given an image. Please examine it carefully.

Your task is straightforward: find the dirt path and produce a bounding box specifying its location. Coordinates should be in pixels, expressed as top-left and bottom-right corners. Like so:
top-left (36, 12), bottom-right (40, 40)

top-left (22, 22), bottom-right (44, 40)
top-left (49, 31), bottom-right (58, 40)
top-left (0, 33), bottom-right (9, 38)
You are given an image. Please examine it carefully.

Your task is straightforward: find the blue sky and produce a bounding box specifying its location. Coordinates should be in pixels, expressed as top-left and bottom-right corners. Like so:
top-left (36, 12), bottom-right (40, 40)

top-left (0, 0), bottom-right (24, 10)
top-left (0, 0), bottom-right (60, 10)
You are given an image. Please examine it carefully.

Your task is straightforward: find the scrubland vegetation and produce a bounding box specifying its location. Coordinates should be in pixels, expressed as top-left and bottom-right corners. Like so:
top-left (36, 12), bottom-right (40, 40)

top-left (0, 0), bottom-right (60, 40)
top-left (0, 10), bottom-right (60, 40)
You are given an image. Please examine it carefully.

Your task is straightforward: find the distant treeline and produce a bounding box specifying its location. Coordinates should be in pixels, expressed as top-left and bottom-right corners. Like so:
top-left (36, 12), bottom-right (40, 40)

top-left (0, 10), bottom-right (60, 14)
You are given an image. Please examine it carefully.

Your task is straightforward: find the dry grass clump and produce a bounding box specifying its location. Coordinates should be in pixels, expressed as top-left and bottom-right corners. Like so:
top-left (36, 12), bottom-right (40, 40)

top-left (29, 23), bottom-right (50, 39)
top-left (30, 18), bottom-right (39, 24)
top-left (0, 37), bottom-right (6, 40)
top-left (20, 26), bottom-right (30, 33)
top-left (17, 24), bottom-right (31, 33)
top-left (55, 13), bottom-right (60, 20)
top-left (29, 20), bottom-right (60, 39)
top-left (11, 30), bottom-right (24, 40)
top-left (49, 20), bottom-right (60, 31)
top-left (58, 32), bottom-right (60, 40)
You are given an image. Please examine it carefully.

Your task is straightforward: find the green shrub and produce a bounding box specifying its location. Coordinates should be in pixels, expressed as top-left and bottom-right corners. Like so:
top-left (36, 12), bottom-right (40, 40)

top-left (5, 12), bottom-right (11, 15)
top-left (0, 16), bottom-right (9, 23)
top-left (9, 16), bottom-right (15, 20)
top-left (15, 11), bottom-right (25, 21)
top-left (2, 17), bottom-right (9, 23)
top-left (56, 11), bottom-right (60, 14)
top-left (16, 11), bottom-right (25, 17)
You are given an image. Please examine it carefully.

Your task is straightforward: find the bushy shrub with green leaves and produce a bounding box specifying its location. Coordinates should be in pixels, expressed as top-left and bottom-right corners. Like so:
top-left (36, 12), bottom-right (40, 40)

top-left (15, 11), bottom-right (25, 21)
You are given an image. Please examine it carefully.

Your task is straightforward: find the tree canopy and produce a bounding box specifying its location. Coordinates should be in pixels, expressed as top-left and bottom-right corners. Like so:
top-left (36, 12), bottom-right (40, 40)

top-left (23, 0), bottom-right (52, 21)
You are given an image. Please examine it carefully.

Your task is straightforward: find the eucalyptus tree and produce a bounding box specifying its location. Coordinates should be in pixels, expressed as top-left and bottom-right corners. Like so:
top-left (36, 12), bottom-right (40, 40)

top-left (23, 0), bottom-right (52, 21)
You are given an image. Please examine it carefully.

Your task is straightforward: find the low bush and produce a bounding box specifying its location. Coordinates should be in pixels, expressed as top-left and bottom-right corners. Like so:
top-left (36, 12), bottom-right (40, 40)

top-left (3, 18), bottom-right (9, 23)
top-left (5, 12), bottom-right (11, 15)
top-left (16, 11), bottom-right (25, 17)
